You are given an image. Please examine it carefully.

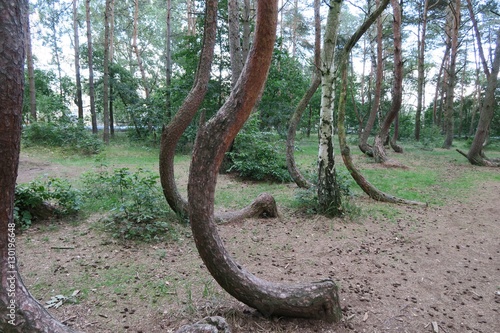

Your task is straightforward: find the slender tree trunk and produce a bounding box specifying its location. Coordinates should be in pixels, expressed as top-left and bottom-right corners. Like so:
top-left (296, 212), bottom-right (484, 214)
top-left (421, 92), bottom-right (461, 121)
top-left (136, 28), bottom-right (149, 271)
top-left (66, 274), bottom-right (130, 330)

top-left (73, 0), bottom-right (83, 121)
top-left (132, 0), bottom-right (149, 99)
top-left (359, 0), bottom-right (383, 156)
top-left (458, 28), bottom-right (500, 166)
top-left (469, 37), bottom-right (481, 137)
top-left (285, 0), bottom-right (320, 189)
top-left (432, 45), bottom-right (450, 126)
top-left (372, 0), bottom-right (403, 163)
top-left (442, 0), bottom-right (460, 149)
top-left (458, 43), bottom-right (467, 138)
top-left (86, 0), bottom-right (97, 133)
top-left (415, 0), bottom-right (429, 141)
top-left (165, 0), bottom-right (172, 121)
top-left (188, 0), bottom-right (342, 321)
top-left (317, 0), bottom-right (343, 216)
top-left (103, 0), bottom-right (111, 143)
top-left (24, 5), bottom-right (36, 122)
top-left (228, 0), bottom-right (243, 89)
top-left (242, 0), bottom-right (251, 62)
top-left (0, 2), bottom-right (78, 331)
top-left (187, 0), bottom-right (196, 36)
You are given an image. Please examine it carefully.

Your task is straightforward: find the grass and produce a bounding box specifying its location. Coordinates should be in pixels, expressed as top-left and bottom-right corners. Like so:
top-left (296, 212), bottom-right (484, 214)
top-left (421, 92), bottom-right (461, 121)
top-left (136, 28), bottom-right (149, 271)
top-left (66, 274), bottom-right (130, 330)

top-left (20, 133), bottom-right (500, 221)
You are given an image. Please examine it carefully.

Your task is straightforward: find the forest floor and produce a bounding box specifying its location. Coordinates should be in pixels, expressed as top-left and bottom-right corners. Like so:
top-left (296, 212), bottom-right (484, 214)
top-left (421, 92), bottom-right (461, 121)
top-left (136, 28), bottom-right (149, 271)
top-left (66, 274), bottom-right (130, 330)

top-left (15, 142), bottom-right (500, 333)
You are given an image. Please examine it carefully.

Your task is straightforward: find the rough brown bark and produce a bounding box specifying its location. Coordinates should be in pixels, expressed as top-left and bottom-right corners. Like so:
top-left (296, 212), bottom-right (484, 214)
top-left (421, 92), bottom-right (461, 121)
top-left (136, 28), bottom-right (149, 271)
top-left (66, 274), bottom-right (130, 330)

top-left (103, 0), bottom-right (112, 143)
top-left (188, 0), bottom-right (341, 321)
top-left (372, 0), bottom-right (403, 163)
top-left (0, 2), bottom-right (78, 331)
top-left (458, 28), bottom-right (500, 167)
top-left (285, 0), bottom-right (320, 190)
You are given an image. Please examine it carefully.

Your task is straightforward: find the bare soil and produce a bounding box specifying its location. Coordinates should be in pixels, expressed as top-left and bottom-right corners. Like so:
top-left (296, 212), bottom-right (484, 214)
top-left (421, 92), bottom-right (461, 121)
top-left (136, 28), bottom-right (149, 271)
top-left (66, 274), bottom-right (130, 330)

top-left (16, 154), bottom-right (500, 333)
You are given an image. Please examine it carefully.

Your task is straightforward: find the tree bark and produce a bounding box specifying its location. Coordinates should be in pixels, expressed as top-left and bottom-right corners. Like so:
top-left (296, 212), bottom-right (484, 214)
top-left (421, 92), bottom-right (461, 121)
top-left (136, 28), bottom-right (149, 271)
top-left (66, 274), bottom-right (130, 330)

top-left (103, 0), bottom-right (112, 143)
top-left (228, 0), bottom-right (243, 89)
top-left (86, 0), bottom-right (97, 134)
top-left (132, 0), bottom-right (149, 99)
top-left (188, 0), bottom-right (342, 321)
top-left (285, 0), bottom-right (320, 190)
top-left (159, 0), bottom-right (219, 219)
top-left (414, 0), bottom-right (429, 141)
top-left (24, 4), bottom-right (36, 122)
top-left (165, 0), bottom-right (172, 121)
top-left (0, 2), bottom-right (78, 331)
top-left (242, 0), bottom-right (251, 62)
top-left (442, 0), bottom-right (460, 149)
top-left (458, 28), bottom-right (500, 167)
top-left (359, 0), bottom-right (383, 156)
top-left (317, 0), bottom-right (343, 216)
top-left (372, 0), bottom-right (403, 163)
top-left (73, 0), bottom-right (83, 121)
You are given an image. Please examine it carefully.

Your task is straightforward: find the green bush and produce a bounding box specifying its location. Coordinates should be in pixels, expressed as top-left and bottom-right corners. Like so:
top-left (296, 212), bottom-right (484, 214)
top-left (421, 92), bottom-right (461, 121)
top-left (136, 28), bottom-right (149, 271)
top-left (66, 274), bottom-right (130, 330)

top-left (22, 121), bottom-right (102, 155)
top-left (417, 125), bottom-right (443, 150)
top-left (295, 169), bottom-right (357, 216)
top-left (81, 167), bottom-right (175, 242)
top-left (226, 115), bottom-right (292, 182)
top-left (14, 178), bottom-right (81, 230)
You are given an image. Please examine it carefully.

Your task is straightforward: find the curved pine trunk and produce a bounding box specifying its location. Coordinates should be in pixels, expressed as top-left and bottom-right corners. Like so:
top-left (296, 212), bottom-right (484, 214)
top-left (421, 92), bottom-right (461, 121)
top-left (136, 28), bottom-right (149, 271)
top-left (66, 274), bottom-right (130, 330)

top-left (0, 3), bottom-right (78, 331)
top-left (188, 1), bottom-right (342, 321)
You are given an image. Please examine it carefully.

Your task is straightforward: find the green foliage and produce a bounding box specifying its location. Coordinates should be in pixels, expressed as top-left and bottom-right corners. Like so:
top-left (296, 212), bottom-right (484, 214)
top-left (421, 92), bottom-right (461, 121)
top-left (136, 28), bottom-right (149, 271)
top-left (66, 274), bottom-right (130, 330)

top-left (22, 121), bottom-right (102, 155)
top-left (295, 169), bottom-right (357, 216)
top-left (226, 115), bottom-right (292, 182)
top-left (416, 125), bottom-right (443, 150)
top-left (14, 178), bottom-right (81, 230)
top-left (81, 167), bottom-right (175, 242)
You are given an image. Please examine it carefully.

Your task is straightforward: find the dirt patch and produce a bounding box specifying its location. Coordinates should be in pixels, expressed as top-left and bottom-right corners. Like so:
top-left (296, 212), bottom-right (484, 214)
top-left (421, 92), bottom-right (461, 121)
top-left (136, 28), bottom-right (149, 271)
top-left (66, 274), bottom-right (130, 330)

top-left (16, 158), bottom-right (500, 333)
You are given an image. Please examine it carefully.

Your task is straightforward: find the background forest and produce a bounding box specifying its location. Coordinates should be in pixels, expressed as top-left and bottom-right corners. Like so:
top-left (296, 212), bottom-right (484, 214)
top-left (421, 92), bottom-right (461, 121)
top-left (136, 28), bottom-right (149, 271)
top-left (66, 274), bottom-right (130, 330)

top-left (23, 0), bottom-right (500, 153)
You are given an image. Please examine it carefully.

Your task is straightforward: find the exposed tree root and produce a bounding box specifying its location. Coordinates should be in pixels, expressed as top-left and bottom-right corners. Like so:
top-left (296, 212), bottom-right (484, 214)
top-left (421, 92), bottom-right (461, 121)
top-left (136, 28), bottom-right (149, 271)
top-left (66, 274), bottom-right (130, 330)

top-left (456, 149), bottom-right (500, 167)
top-left (216, 193), bottom-right (279, 224)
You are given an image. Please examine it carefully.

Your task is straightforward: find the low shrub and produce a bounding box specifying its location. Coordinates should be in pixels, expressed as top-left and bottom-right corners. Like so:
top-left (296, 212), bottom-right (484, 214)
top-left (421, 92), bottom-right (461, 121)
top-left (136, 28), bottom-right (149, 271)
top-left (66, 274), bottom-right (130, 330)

top-left (81, 167), bottom-right (175, 242)
top-left (22, 121), bottom-right (102, 155)
top-left (14, 177), bottom-right (81, 230)
top-left (225, 115), bottom-right (292, 182)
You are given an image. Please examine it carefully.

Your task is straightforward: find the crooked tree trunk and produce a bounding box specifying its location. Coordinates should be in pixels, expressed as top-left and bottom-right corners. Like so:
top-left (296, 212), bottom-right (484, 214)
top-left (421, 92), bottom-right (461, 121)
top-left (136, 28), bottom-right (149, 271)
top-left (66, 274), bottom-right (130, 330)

top-left (317, 0), bottom-right (343, 216)
top-left (458, 28), bottom-right (500, 167)
top-left (188, 0), bottom-right (342, 321)
top-left (442, 0), bottom-right (460, 149)
top-left (359, 0), bottom-right (383, 156)
top-left (372, 0), bottom-right (403, 163)
top-left (285, 0), bottom-right (320, 189)
top-left (336, 0), bottom-right (424, 206)
top-left (0, 2), bottom-right (78, 331)
top-left (159, 0), bottom-right (278, 223)
top-left (159, 0), bottom-right (218, 219)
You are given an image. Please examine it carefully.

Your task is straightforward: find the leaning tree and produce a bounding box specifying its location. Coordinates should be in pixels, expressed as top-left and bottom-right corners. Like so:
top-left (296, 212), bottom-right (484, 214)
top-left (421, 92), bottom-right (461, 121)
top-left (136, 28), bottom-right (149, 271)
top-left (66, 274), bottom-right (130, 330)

top-left (187, 0), bottom-right (342, 321)
top-left (0, 1), bottom-right (78, 332)
top-left (159, 0), bottom-right (278, 223)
